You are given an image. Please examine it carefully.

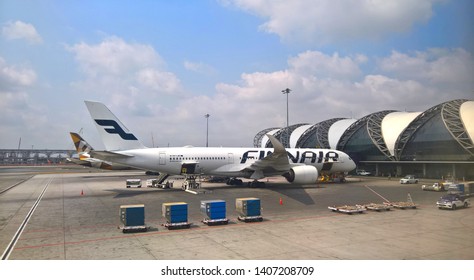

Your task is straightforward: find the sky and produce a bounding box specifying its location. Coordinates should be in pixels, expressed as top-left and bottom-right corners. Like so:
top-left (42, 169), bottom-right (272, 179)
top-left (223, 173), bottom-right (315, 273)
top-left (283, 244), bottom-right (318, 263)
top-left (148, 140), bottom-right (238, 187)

top-left (0, 0), bottom-right (473, 150)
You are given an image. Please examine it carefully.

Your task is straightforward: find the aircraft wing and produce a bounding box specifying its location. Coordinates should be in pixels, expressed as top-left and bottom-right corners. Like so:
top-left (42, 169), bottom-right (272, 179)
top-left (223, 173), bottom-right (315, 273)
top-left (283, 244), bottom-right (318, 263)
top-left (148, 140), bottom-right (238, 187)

top-left (246, 134), bottom-right (292, 179)
top-left (90, 150), bottom-right (134, 160)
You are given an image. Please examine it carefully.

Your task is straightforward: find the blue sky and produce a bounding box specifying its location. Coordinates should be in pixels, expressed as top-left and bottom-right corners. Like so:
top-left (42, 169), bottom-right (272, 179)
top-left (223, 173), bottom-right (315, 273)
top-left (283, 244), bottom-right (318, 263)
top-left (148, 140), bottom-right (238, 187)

top-left (1, 0), bottom-right (473, 149)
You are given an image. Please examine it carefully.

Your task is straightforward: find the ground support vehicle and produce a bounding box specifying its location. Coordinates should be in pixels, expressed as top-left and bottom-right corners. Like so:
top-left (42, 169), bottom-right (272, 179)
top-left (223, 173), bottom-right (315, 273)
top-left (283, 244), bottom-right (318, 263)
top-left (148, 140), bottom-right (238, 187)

top-left (356, 170), bottom-right (371, 176)
top-left (126, 179), bottom-right (141, 188)
top-left (447, 182), bottom-right (474, 196)
top-left (328, 205), bottom-right (366, 214)
top-left (363, 203), bottom-right (392, 212)
top-left (436, 194), bottom-right (470, 210)
top-left (400, 175), bottom-right (418, 184)
top-left (422, 182), bottom-right (445, 191)
top-left (147, 179), bottom-right (173, 189)
top-left (181, 176), bottom-right (201, 190)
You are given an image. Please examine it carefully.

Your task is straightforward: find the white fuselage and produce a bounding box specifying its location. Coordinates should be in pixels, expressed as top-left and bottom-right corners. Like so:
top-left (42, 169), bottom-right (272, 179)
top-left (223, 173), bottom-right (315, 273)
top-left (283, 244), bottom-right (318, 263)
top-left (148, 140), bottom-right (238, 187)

top-left (109, 147), bottom-right (355, 178)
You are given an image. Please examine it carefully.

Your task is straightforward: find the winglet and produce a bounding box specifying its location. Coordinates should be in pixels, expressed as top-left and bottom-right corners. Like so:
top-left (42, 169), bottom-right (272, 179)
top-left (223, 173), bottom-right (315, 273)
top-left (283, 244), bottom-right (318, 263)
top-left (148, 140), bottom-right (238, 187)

top-left (266, 134), bottom-right (286, 156)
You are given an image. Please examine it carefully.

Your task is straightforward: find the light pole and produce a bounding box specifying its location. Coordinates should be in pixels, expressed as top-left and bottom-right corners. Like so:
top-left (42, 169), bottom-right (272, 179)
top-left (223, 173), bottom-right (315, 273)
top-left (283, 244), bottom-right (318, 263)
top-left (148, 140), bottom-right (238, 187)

top-left (281, 88), bottom-right (291, 146)
top-left (204, 114), bottom-right (210, 147)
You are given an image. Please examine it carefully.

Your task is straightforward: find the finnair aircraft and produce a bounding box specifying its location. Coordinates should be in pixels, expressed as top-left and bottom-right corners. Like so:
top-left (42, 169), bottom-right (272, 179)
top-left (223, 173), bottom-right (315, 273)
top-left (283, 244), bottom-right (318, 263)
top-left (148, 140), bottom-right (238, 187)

top-left (84, 101), bottom-right (356, 187)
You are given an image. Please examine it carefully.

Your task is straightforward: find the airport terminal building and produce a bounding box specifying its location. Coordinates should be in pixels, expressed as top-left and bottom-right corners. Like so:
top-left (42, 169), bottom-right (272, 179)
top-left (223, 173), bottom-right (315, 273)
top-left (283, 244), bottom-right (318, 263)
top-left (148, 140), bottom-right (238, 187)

top-left (254, 99), bottom-right (474, 180)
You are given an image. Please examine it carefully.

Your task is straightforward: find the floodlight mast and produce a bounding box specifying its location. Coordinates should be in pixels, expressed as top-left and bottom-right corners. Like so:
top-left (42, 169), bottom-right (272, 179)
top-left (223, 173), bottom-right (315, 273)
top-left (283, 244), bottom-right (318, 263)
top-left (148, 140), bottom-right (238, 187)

top-left (282, 88), bottom-right (291, 147)
top-left (204, 113), bottom-right (210, 147)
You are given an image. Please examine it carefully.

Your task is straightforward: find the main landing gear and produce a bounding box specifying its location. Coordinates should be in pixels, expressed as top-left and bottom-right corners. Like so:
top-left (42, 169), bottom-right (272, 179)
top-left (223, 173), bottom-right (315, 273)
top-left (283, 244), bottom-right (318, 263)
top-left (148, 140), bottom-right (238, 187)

top-left (226, 177), bottom-right (243, 186)
top-left (248, 180), bottom-right (265, 188)
top-left (225, 177), bottom-right (265, 188)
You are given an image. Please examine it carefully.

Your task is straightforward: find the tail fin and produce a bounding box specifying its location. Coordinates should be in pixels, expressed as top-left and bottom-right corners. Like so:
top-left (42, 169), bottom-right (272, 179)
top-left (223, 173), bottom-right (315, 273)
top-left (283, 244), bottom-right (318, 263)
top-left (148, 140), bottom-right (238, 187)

top-left (70, 132), bottom-right (94, 153)
top-left (84, 101), bottom-right (146, 151)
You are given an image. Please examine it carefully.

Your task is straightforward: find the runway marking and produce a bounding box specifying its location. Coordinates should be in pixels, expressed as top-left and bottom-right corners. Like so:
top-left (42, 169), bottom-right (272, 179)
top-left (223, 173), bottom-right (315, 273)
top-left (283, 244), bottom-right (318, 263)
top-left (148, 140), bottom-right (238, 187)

top-left (0, 175), bottom-right (34, 195)
top-left (1, 177), bottom-right (53, 260)
top-left (363, 185), bottom-right (391, 203)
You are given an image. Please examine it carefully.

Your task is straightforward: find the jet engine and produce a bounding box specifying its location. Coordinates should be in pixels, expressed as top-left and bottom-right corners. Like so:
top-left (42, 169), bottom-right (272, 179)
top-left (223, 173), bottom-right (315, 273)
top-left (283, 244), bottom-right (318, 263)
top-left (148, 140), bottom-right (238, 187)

top-left (284, 165), bottom-right (319, 184)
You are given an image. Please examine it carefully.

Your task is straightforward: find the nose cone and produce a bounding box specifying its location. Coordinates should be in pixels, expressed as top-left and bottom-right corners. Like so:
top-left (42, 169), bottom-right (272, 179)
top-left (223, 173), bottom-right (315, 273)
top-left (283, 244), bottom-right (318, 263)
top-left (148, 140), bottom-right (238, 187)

top-left (349, 157), bottom-right (356, 171)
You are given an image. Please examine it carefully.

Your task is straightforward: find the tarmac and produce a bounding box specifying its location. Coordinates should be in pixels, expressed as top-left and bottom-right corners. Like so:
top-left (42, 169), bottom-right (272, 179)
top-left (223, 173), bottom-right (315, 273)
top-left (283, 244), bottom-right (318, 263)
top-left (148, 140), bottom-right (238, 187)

top-left (1, 165), bottom-right (473, 260)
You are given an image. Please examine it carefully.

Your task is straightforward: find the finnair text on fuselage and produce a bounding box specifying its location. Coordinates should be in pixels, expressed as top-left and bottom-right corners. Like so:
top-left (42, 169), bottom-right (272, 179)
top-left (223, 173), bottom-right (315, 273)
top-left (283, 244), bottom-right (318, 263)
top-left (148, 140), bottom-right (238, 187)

top-left (240, 149), bottom-right (339, 164)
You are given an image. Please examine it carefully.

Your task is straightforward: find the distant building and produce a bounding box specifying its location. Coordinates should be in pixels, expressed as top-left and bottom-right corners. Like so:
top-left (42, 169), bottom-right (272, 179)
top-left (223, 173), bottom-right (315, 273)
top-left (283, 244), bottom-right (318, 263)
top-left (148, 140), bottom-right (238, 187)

top-left (255, 99), bottom-right (474, 180)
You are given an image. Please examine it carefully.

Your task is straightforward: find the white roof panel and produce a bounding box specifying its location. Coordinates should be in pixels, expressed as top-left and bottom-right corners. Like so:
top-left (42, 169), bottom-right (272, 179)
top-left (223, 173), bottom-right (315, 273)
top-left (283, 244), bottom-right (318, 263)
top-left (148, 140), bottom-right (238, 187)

top-left (382, 112), bottom-right (421, 156)
top-left (460, 101), bottom-right (474, 144)
top-left (290, 124), bottom-right (312, 148)
top-left (328, 119), bottom-right (357, 149)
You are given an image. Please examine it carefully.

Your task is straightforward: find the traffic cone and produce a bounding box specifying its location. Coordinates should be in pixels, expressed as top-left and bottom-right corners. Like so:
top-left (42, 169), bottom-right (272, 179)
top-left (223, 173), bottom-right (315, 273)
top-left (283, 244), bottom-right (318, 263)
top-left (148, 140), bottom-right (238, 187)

top-left (279, 197), bottom-right (283, 205)
top-left (81, 190), bottom-right (84, 196)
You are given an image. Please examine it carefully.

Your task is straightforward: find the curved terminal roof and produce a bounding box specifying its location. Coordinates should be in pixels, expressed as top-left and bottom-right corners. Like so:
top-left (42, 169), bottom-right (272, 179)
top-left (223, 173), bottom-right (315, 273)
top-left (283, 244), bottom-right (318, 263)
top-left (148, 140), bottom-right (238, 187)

top-left (382, 112), bottom-right (421, 156)
top-left (460, 101), bottom-right (474, 145)
top-left (267, 124), bottom-right (308, 148)
top-left (328, 119), bottom-right (357, 149)
top-left (254, 99), bottom-right (473, 161)
top-left (259, 128), bottom-right (280, 148)
top-left (254, 127), bottom-right (280, 148)
top-left (290, 124), bottom-right (312, 148)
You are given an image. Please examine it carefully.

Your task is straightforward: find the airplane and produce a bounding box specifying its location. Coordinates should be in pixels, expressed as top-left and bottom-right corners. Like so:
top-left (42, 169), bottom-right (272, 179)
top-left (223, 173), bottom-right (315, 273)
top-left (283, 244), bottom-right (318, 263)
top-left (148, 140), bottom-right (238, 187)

top-left (68, 132), bottom-right (133, 170)
top-left (84, 100), bottom-right (356, 187)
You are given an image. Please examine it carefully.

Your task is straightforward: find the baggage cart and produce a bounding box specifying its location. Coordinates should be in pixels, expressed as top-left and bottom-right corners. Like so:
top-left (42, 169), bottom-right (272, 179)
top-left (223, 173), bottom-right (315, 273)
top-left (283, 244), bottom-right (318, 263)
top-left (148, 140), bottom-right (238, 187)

top-left (364, 203), bottom-right (392, 211)
top-left (201, 200), bottom-right (229, 226)
top-left (119, 204), bottom-right (148, 233)
top-left (162, 202), bottom-right (191, 230)
top-left (236, 197), bottom-right (263, 222)
top-left (384, 201), bottom-right (417, 209)
top-left (237, 215), bottom-right (263, 222)
top-left (328, 205), bottom-right (366, 214)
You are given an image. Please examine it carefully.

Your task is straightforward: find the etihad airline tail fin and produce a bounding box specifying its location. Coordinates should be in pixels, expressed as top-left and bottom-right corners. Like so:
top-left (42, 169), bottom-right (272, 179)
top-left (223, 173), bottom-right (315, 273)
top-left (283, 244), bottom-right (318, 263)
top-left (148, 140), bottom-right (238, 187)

top-left (70, 132), bottom-right (94, 154)
top-left (84, 101), bottom-right (146, 151)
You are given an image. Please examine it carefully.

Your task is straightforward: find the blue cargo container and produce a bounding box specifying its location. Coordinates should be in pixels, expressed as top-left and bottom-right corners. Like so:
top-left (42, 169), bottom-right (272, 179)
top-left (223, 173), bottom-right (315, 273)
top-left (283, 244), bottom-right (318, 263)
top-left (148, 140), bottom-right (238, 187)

top-left (120, 204), bottom-right (145, 227)
top-left (162, 202), bottom-right (188, 223)
top-left (200, 200), bottom-right (227, 220)
top-left (236, 198), bottom-right (261, 217)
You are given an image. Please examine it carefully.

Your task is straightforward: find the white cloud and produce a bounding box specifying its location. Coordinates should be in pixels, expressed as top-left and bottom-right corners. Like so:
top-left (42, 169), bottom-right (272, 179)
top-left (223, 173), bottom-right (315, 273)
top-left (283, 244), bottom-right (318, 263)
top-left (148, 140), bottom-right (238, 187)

top-left (289, 51), bottom-right (365, 80)
top-left (2, 20), bottom-right (43, 44)
top-left (378, 48), bottom-right (474, 84)
top-left (0, 57), bottom-right (37, 91)
top-left (67, 36), bottom-right (183, 112)
top-left (184, 60), bottom-right (217, 76)
top-left (223, 0), bottom-right (441, 44)
top-left (68, 36), bottom-right (162, 77)
top-left (0, 57), bottom-right (49, 148)
top-left (136, 68), bottom-right (181, 93)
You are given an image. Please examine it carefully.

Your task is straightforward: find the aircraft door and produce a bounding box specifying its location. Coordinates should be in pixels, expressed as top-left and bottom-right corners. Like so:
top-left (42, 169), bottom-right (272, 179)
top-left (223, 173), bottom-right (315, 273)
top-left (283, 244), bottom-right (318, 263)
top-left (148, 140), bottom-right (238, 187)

top-left (181, 163), bottom-right (197, 175)
top-left (228, 153), bottom-right (234, 164)
top-left (159, 152), bottom-right (166, 165)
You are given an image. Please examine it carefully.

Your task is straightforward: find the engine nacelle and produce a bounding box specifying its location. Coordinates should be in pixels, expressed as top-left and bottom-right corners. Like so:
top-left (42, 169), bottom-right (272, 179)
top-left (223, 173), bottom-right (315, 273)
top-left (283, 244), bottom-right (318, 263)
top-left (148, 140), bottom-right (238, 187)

top-left (284, 165), bottom-right (319, 184)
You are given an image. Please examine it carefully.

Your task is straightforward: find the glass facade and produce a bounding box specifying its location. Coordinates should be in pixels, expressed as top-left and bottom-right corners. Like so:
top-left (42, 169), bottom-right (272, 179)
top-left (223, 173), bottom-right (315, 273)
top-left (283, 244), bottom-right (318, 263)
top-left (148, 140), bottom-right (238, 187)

top-left (342, 125), bottom-right (387, 162)
top-left (401, 113), bottom-right (470, 161)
